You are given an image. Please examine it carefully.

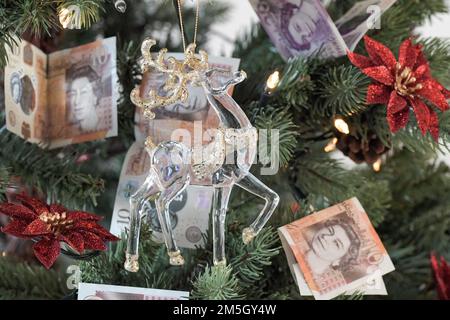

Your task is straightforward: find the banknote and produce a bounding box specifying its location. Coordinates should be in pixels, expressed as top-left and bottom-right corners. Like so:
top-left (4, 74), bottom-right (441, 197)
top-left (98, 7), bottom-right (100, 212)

top-left (110, 141), bottom-right (213, 249)
top-left (335, 0), bottom-right (397, 51)
top-left (78, 283), bottom-right (189, 300)
top-left (249, 0), bottom-right (347, 60)
top-left (278, 197), bottom-right (395, 300)
top-left (279, 231), bottom-right (388, 297)
top-left (3, 37), bottom-right (118, 148)
top-left (249, 0), bottom-right (396, 60)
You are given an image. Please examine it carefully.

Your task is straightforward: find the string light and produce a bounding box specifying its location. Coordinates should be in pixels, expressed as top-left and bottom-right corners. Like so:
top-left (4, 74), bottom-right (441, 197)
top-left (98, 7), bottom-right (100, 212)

top-left (324, 137), bottom-right (338, 152)
top-left (334, 118), bottom-right (350, 134)
top-left (59, 5), bottom-right (82, 29)
top-left (373, 159), bottom-right (382, 172)
top-left (266, 71), bottom-right (280, 92)
top-left (260, 70), bottom-right (281, 107)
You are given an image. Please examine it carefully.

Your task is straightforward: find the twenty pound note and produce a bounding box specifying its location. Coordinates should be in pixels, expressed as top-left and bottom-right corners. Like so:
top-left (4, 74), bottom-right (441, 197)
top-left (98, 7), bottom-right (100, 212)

top-left (279, 198), bottom-right (395, 300)
top-left (249, 0), bottom-right (397, 60)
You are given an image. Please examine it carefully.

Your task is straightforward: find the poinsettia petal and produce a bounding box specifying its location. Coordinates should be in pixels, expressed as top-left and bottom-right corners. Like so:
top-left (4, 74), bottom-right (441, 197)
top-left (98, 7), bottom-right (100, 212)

top-left (1, 219), bottom-right (30, 237)
top-left (388, 91), bottom-right (408, 114)
top-left (367, 83), bottom-right (391, 105)
top-left (387, 108), bottom-right (410, 133)
top-left (410, 98), bottom-right (431, 136)
top-left (429, 111), bottom-right (440, 142)
top-left (0, 203), bottom-right (37, 220)
top-left (363, 66), bottom-right (394, 85)
top-left (364, 35), bottom-right (397, 70)
top-left (414, 45), bottom-right (429, 68)
top-left (414, 64), bottom-right (430, 81)
top-left (347, 51), bottom-right (375, 69)
top-left (33, 238), bottom-right (61, 269)
top-left (61, 232), bottom-right (85, 253)
top-left (73, 221), bottom-right (120, 241)
top-left (49, 204), bottom-right (67, 214)
top-left (23, 219), bottom-right (51, 236)
top-left (398, 38), bottom-right (418, 69)
top-left (431, 254), bottom-right (449, 300)
top-left (80, 231), bottom-right (107, 251)
top-left (418, 80), bottom-right (450, 111)
top-left (67, 211), bottom-right (103, 221)
top-left (16, 194), bottom-right (48, 215)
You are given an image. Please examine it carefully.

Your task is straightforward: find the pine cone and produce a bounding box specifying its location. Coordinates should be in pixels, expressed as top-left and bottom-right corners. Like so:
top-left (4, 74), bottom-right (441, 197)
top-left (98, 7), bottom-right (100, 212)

top-left (336, 131), bottom-right (389, 165)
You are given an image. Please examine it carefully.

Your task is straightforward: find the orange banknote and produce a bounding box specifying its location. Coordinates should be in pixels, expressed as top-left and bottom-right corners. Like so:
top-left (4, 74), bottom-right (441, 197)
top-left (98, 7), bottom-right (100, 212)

top-left (4, 37), bottom-right (118, 148)
top-left (279, 197), bottom-right (395, 300)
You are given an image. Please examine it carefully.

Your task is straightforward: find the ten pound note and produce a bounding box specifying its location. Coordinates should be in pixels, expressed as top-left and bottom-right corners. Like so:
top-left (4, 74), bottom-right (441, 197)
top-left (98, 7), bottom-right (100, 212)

top-left (249, 0), bottom-right (397, 60)
top-left (279, 198), bottom-right (395, 300)
top-left (4, 37), bottom-right (118, 148)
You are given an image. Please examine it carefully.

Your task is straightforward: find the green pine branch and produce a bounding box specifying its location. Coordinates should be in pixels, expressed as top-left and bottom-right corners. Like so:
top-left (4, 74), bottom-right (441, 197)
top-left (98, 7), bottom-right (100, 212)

top-left (0, 256), bottom-right (66, 300)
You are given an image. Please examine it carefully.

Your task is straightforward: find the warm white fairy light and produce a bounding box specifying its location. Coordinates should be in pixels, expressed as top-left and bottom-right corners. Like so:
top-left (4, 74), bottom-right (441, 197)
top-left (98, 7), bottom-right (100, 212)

top-left (59, 5), bottom-right (82, 29)
top-left (266, 71), bottom-right (280, 92)
top-left (324, 137), bottom-right (338, 152)
top-left (334, 118), bottom-right (350, 134)
top-left (373, 159), bottom-right (382, 172)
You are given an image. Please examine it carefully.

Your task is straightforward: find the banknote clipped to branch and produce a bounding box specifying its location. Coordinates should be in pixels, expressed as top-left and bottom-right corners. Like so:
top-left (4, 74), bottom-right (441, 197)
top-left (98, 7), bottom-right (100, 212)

top-left (249, 0), bottom-right (397, 60)
top-left (279, 198), bottom-right (395, 300)
top-left (3, 37), bottom-right (118, 148)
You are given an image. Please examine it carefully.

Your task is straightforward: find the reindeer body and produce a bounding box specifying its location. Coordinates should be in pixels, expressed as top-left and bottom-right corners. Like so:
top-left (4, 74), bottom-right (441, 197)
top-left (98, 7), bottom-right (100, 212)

top-left (124, 39), bottom-right (279, 272)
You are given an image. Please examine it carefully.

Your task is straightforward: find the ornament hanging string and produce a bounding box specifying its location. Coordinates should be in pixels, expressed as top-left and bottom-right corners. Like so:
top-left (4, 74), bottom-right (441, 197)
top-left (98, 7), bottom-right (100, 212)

top-left (173, 0), bottom-right (200, 51)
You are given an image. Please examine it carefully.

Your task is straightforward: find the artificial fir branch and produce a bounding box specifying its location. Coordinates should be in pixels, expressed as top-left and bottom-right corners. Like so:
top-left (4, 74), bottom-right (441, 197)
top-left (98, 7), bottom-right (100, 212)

top-left (0, 132), bottom-right (104, 209)
top-left (0, 256), bottom-right (66, 300)
top-left (191, 266), bottom-right (244, 300)
top-left (255, 108), bottom-right (299, 167)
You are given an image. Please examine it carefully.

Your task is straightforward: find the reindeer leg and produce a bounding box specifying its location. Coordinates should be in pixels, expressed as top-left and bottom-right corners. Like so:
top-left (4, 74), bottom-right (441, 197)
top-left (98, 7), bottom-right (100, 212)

top-left (125, 173), bottom-right (161, 272)
top-left (155, 177), bottom-right (190, 266)
top-left (235, 173), bottom-right (279, 244)
top-left (212, 185), bottom-right (233, 266)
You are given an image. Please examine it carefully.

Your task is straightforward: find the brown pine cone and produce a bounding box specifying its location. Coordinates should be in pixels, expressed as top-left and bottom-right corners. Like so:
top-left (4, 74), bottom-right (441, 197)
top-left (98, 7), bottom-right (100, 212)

top-left (336, 130), bottom-right (389, 165)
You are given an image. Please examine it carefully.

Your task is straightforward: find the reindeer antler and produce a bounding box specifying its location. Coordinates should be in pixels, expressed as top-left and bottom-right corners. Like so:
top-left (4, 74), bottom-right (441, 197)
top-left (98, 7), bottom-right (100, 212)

top-left (130, 38), bottom-right (210, 119)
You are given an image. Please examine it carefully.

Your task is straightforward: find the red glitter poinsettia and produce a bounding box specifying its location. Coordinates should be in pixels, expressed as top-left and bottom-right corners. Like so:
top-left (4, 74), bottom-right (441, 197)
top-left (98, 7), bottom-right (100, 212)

top-left (348, 36), bottom-right (450, 140)
top-left (431, 253), bottom-right (450, 300)
top-left (0, 194), bottom-right (119, 269)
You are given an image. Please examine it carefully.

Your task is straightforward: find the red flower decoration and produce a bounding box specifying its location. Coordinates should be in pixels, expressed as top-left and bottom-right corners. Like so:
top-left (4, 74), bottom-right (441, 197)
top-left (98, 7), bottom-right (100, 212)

top-left (431, 253), bottom-right (450, 300)
top-left (0, 194), bottom-right (119, 269)
top-left (348, 36), bottom-right (450, 141)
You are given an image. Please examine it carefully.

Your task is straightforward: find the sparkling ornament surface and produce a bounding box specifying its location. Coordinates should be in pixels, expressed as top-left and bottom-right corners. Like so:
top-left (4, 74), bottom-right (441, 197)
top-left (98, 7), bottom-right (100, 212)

top-left (114, 0), bottom-right (127, 13)
top-left (125, 38), bottom-right (279, 272)
top-left (348, 36), bottom-right (450, 141)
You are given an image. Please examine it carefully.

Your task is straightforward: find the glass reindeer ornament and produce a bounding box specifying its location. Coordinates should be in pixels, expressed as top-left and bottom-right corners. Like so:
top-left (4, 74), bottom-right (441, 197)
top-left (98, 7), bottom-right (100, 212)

top-left (124, 38), bottom-right (280, 272)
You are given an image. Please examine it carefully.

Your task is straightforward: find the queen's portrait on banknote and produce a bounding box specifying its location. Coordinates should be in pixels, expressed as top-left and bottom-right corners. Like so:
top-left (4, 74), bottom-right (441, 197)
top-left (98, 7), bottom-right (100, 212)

top-left (302, 213), bottom-right (361, 275)
top-left (65, 64), bottom-right (105, 133)
top-left (280, 0), bottom-right (321, 51)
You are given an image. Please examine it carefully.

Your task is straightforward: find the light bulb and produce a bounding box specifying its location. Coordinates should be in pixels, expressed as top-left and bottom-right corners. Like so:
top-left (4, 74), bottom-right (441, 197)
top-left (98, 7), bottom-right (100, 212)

top-left (266, 71), bottom-right (280, 91)
top-left (373, 159), bottom-right (382, 172)
top-left (324, 137), bottom-right (338, 152)
top-left (115, 0), bottom-right (127, 13)
top-left (334, 118), bottom-right (350, 134)
top-left (59, 5), bottom-right (82, 29)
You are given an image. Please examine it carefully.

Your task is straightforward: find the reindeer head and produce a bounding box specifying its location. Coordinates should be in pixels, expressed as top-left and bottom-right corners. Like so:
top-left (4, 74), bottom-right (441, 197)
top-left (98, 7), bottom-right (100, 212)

top-left (130, 38), bottom-right (210, 119)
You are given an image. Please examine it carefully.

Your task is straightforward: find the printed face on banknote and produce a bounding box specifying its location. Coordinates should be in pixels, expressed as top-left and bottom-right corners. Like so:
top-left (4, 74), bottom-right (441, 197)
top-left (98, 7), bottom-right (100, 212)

top-left (283, 0), bottom-right (321, 51)
top-left (66, 65), bottom-right (101, 132)
top-left (279, 198), bottom-right (395, 300)
top-left (301, 212), bottom-right (361, 275)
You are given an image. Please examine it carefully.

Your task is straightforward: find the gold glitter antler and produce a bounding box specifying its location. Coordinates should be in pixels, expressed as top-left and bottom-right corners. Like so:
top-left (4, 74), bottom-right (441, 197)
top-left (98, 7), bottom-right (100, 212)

top-left (130, 38), bottom-right (209, 119)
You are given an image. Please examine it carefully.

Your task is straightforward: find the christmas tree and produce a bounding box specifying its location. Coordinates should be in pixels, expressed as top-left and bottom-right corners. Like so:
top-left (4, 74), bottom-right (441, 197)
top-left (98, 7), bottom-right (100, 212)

top-left (0, 0), bottom-right (450, 300)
